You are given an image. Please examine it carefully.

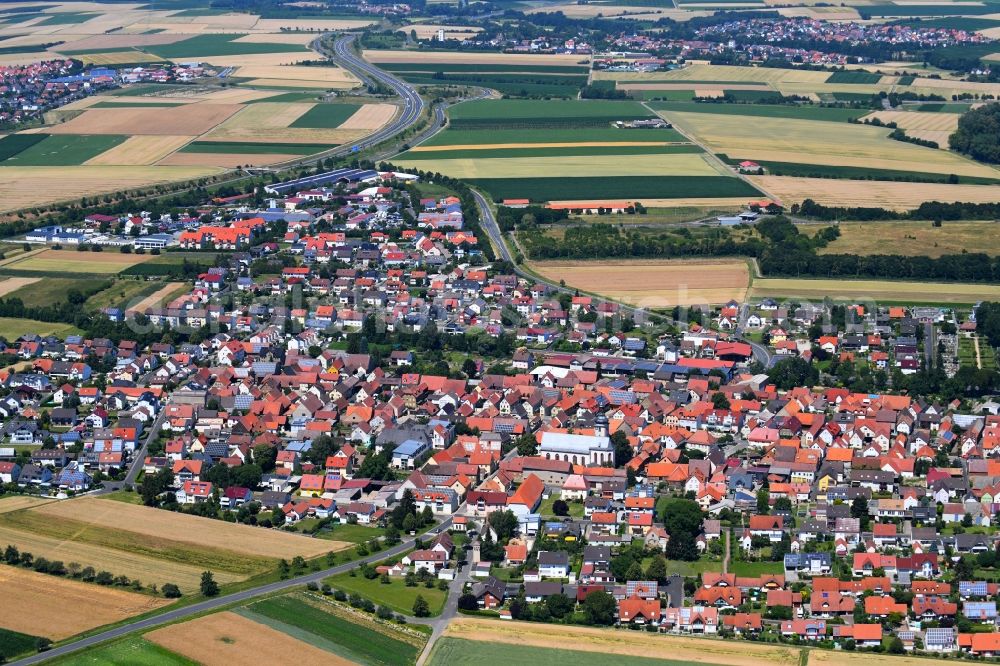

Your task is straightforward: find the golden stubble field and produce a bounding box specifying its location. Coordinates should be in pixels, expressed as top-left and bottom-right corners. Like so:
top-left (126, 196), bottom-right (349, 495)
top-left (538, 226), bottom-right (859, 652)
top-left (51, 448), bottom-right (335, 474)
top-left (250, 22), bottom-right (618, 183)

top-left (363, 49), bottom-right (589, 66)
top-left (396, 153), bottom-right (723, 179)
top-left (750, 277), bottom-right (1000, 303)
top-left (663, 112), bottom-right (999, 179)
top-left (33, 497), bottom-right (343, 559)
top-left (85, 135), bottom-right (196, 166)
top-left (145, 611), bottom-right (353, 666)
top-left (45, 104), bottom-right (242, 135)
top-left (529, 258), bottom-right (749, 307)
top-left (750, 175), bottom-right (1000, 210)
top-left (444, 618), bottom-right (800, 666)
top-left (0, 165), bottom-right (223, 212)
top-left (0, 566), bottom-right (169, 640)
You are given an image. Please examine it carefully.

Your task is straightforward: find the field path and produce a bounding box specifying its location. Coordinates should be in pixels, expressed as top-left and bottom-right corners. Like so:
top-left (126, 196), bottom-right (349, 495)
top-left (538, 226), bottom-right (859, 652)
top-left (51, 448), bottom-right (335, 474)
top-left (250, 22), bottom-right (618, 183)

top-left (643, 100), bottom-right (781, 202)
top-left (975, 335), bottom-right (983, 369)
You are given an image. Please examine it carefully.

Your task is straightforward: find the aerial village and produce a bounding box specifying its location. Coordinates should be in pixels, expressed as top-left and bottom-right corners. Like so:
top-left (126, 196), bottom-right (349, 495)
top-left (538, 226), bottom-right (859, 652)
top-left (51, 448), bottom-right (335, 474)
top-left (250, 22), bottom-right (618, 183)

top-left (3, 167), bottom-right (1000, 658)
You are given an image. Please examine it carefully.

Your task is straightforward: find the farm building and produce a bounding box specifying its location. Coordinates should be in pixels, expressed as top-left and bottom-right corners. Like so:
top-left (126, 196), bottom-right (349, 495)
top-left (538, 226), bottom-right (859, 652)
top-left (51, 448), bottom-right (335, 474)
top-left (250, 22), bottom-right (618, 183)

top-left (134, 234), bottom-right (175, 250)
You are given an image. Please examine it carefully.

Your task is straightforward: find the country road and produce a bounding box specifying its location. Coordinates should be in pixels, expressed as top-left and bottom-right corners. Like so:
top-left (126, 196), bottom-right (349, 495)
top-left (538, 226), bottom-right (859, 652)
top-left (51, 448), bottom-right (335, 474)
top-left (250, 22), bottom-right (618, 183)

top-left (10, 520), bottom-right (454, 666)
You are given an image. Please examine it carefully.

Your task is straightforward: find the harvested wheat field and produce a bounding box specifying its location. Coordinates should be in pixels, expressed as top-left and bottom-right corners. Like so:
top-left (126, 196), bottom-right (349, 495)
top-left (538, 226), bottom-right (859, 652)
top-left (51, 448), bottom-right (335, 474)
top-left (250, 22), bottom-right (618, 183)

top-left (862, 110), bottom-right (959, 132)
top-left (158, 152), bottom-right (298, 167)
top-left (252, 17), bottom-right (375, 31)
top-left (750, 277), bottom-right (1000, 304)
top-left (45, 104), bottom-right (241, 135)
top-left (125, 282), bottom-right (188, 313)
top-left (33, 496), bottom-right (344, 559)
top-left (809, 649), bottom-right (953, 666)
top-left (76, 51), bottom-right (164, 66)
top-left (444, 618), bottom-right (799, 666)
top-left (409, 24), bottom-right (483, 40)
top-left (750, 176), bottom-right (1000, 209)
top-left (1, 248), bottom-right (154, 273)
top-left (618, 82), bottom-right (771, 91)
top-left (665, 112), bottom-right (998, 178)
top-left (187, 88), bottom-right (281, 103)
top-left (203, 123), bottom-right (364, 144)
top-left (0, 566), bottom-right (169, 640)
top-left (397, 153), bottom-right (723, 179)
top-left (0, 165), bottom-right (222, 212)
top-left (216, 102), bottom-right (313, 132)
top-left (0, 277), bottom-right (40, 297)
top-left (339, 103), bottom-right (397, 130)
top-left (0, 522), bottom-right (243, 592)
top-left (363, 49), bottom-right (588, 66)
top-left (53, 32), bottom-right (188, 51)
top-left (146, 611), bottom-right (352, 666)
top-left (529, 259), bottom-right (749, 307)
top-left (86, 135), bottom-right (194, 166)
top-left (0, 495), bottom-right (52, 514)
top-left (232, 63), bottom-right (358, 84)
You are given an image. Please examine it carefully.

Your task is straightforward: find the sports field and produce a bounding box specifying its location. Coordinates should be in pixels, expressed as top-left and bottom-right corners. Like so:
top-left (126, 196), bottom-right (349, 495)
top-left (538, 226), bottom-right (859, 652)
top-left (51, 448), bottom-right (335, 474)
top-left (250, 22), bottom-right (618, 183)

top-left (0, 566), bottom-right (168, 640)
top-left (529, 259), bottom-right (750, 306)
top-left (750, 277), bottom-right (1000, 303)
top-left (440, 618), bottom-right (800, 666)
top-left (807, 221), bottom-right (1000, 257)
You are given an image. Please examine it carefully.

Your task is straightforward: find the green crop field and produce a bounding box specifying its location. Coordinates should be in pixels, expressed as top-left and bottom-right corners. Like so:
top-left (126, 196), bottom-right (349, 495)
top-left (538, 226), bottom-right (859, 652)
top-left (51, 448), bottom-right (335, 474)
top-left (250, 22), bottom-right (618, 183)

top-left (289, 103), bottom-right (362, 129)
top-left (245, 92), bottom-right (325, 104)
top-left (826, 70), bottom-right (883, 84)
top-left (912, 102), bottom-right (972, 113)
top-left (903, 16), bottom-right (1000, 30)
top-left (422, 127), bottom-right (686, 146)
top-left (0, 134), bottom-right (47, 162)
top-left (143, 34), bottom-right (309, 58)
top-left (242, 593), bottom-right (424, 666)
top-left (48, 637), bottom-right (195, 666)
top-left (718, 156), bottom-right (1000, 185)
top-left (896, 75), bottom-right (916, 85)
top-left (180, 140), bottom-right (335, 154)
top-left (447, 99), bottom-right (653, 128)
top-left (863, 3), bottom-right (998, 15)
top-left (382, 63), bottom-right (588, 74)
top-left (325, 570), bottom-right (447, 617)
top-left (469, 175), bottom-right (762, 202)
top-left (650, 101), bottom-right (865, 122)
top-left (0, 627), bottom-right (40, 662)
top-left (403, 144), bottom-right (703, 160)
top-left (0, 134), bottom-right (127, 166)
top-left (0, 317), bottom-right (81, 340)
top-left (402, 73), bottom-right (585, 97)
top-left (631, 89), bottom-right (696, 101)
top-left (5, 277), bottom-right (110, 307)
top-left (429, 639), bottom-right (709, 666)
